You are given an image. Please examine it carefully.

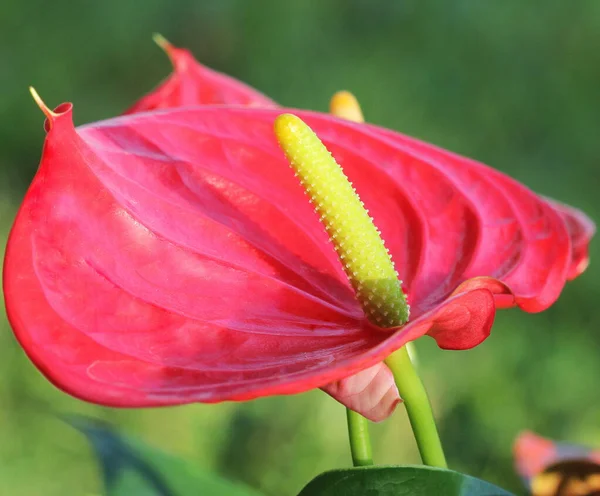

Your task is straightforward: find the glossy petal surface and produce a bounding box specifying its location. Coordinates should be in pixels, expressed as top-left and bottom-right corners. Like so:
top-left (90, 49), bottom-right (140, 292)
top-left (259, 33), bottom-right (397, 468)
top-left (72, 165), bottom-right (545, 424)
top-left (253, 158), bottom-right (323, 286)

top-left (3, 104), bottom-right (586, 407)
top-left (127, 44), bottom-right (594, 287)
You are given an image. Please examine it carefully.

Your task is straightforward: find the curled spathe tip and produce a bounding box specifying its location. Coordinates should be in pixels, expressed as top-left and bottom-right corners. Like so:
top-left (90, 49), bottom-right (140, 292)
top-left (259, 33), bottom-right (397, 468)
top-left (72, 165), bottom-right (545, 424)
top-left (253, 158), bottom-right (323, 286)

top-left (152, 33), bottom-right (184, 71)
top-left (29, 87), bottom-right (57, 123)
top-left (152, 32), bottom-right (172, 52)
top-left (28, 87), bottom-right (73, 132)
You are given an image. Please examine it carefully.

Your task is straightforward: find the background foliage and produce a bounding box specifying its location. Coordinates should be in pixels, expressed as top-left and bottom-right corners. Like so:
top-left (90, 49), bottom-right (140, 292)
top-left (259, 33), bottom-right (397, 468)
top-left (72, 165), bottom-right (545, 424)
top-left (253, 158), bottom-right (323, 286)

top-left (1, 1), bottom-right (599, 494)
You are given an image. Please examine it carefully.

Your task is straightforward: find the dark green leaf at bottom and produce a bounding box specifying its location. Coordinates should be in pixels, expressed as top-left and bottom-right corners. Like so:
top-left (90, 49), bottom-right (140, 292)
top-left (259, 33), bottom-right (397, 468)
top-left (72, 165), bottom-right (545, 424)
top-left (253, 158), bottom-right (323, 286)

top-left (297, 465), bottom-right (514, 496)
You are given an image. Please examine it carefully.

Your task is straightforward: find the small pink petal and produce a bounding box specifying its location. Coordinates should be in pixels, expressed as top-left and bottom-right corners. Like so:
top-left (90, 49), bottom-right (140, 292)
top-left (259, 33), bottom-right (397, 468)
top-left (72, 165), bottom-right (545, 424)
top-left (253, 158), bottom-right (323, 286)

top-left (322, 363), bottom-right (401, 422)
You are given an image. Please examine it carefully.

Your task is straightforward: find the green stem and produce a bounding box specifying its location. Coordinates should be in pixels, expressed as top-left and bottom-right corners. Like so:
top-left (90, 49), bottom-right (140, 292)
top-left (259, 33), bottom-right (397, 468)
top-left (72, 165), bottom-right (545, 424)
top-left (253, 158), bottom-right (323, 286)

top-left (346, 408), bottom-right (373, 466)
top-left (273, 115), bottom-right (442, 468)
top-left (385, 346), bottom-right (447, 468)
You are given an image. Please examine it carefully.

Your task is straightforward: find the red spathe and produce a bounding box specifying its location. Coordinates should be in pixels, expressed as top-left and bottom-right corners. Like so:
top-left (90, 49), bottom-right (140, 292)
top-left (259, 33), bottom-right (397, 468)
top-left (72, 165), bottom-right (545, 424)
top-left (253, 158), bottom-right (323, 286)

top-left (4, 101), bottom-right (590, 418)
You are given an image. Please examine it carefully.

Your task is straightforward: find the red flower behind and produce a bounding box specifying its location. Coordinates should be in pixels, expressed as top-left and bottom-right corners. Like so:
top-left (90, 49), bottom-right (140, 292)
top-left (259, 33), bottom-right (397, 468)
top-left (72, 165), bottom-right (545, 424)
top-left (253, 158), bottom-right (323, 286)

top-left (2, 44), bottom-right (593, 421)
top-left (124, 37), bottom-right (276, 114)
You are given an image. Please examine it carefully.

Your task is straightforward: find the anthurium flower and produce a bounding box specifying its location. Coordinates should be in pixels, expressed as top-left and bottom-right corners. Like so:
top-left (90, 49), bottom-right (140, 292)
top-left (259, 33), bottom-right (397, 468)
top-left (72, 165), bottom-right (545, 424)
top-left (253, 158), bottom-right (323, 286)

top-left (3, 76), bottom-right (592, 424)
top-left (514, 431), bottom-right (600, 495)
top-left (113, 41), bottom-right (595, 420)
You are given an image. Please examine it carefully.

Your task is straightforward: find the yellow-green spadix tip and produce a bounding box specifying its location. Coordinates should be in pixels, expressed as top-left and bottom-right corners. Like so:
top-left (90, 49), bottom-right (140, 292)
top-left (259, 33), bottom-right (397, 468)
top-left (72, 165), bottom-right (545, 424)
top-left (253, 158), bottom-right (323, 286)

top-left (274, 113), bottom-right (410, 328)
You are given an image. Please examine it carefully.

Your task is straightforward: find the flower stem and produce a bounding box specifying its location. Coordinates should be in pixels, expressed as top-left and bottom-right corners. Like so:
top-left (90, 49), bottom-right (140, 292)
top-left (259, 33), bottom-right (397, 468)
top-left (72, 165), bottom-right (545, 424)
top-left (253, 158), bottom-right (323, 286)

top-left (273, 113), bottom-right (442, 468)
top-left (385, 346), bottom-right (447, 468)
top-left (346, 409), bottom-right (374, 466)
top-left (328, 93), bottom-right (377, 469)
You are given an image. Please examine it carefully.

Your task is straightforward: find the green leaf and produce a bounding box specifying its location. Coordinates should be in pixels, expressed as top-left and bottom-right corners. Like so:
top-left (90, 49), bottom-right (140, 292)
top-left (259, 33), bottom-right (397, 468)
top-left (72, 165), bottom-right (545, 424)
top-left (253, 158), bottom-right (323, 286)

top-left (297, 465), bottom-right (514, 496)
top-left (66, 415), bottom-right (263, 496)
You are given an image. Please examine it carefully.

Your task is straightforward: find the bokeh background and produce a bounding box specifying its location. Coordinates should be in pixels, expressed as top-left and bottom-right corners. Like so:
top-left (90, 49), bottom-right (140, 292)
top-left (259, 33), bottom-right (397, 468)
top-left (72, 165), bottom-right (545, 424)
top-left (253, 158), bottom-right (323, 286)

top-left (1, 1), bottom-right (599, 494)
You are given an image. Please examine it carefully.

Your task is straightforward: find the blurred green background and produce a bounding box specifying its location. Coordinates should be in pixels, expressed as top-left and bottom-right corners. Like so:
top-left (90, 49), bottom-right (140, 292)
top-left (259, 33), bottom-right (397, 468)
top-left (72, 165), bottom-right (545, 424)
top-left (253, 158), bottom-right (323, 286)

top-left (1, 1), bottom-right (599, 494)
